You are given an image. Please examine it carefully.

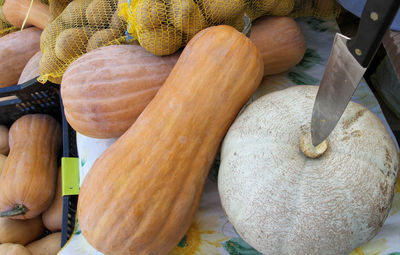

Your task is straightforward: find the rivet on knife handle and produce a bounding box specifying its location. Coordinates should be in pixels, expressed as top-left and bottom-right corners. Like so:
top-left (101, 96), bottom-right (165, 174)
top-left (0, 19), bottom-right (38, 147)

top-left (347, 0), bottom-right (400, 68)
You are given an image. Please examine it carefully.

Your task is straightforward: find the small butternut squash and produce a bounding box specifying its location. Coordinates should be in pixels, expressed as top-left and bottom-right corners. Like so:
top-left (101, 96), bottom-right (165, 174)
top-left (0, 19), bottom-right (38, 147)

top-left (0, 125), bottom-right (9, 155)
top-left (249, 16), bottom-right (306, 75)
top-left (77, 25), bottom-right (263, 254)
top-left (0, 27), bottom-right (41, 87)
top-left (42, 167), bottom-right (62, 231)
top-left (61, 16), bottom-right (304, 139)
top-left (61, 45), bottom-right (180, 138)
top-left (18, 51), bottom-right (42, 84)
top-left (0, 114), bottom-right (62, 220)
top-left (26, 232), bottom-right (61, 255)
top-left (0, 216), bottom-right (44, 245)
top-left (0, 243), bottom-right (32, 255)
top-left (2, 0), bottom-right (51, 29)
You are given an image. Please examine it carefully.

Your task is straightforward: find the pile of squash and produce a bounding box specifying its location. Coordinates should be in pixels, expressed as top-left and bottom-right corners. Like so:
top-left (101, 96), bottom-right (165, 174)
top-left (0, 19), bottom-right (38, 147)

top-left (0, 115), bottom-right (63, 255)
top-left (0, 0), bottom-right (398, 254)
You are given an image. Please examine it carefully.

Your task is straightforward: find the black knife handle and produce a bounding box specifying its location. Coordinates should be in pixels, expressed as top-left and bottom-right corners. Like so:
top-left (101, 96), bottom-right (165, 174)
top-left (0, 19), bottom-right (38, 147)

top-left (347, 0), bottom-right (400, 67)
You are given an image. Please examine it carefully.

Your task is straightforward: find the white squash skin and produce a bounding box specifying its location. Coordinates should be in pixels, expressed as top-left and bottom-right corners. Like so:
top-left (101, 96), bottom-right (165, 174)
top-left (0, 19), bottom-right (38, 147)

top-left (218, 85), bottom-right (399, 255)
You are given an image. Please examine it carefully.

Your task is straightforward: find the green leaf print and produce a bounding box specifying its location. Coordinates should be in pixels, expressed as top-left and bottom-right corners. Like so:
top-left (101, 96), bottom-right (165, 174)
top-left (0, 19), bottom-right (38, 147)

top-left (223, 237), bottom-right (261, 255)
top-left (287, 71), bottom-right (320, 85)
top-left (287, 48), bottom-right (323, 85)
top-left (81, 157), bottom-right (86, 167)
top-left (388, 253), bottom-right (400, 255)
top-left (177, 234), bottom-right (188, 248)
top-left (306, 18), bottom-right (328, 32)
top-left (296, 49), bottom-right (323, 69)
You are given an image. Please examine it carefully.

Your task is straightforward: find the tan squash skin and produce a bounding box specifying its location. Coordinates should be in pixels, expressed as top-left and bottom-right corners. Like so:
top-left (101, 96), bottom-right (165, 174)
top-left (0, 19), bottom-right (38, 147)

top-left (0, 216), bottom-right (44, 245)
top-left (0, 243), bottom-right (33, 255)
top-left (77, 25), bottom-right (264, 255)
top-left (42, 167), bottom-right (62, 231)
top-left (2, 0), bottom-right (51, 29)
top-left (250, 16), bottom-right (306, 75)
top-left (0, 27), bottom-right (41, 88)
top-left (18, 51), bottom-right (43, 84)
top-left (62, 17), bottom-right (303, 139)
top-left (61, 45), bottom-right (180, 138)
top-left (26, 232), bottom-right (61, 255)
top-left (0, 114), bottom-right (62, 220)
top-left (0, 125), bottom-right (9, 155)
top-left (0, 154), bottom-right (6, 171)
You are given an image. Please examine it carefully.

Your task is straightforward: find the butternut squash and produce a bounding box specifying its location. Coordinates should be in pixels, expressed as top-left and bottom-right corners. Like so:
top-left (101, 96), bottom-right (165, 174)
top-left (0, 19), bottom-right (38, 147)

top-left (0, 114), bottom-right (62, 220)
top-left (26, 232), bottom-right (61, 255)
top-left (0, 154), bottom-right (6, 171)
top-left (0, 125), bottom-right (9, 155)
top-left (42, 167), bottom-right (62, 231)
top-left (18, 51), bottom-right (42, 84)
top-left (2, 0), bottom-right (51, 29)
top-left (77, 25), bottom-right (263, 254)
top-left (249, 16), bottom-right (306, 75)
top-left (0, 27), bottom-right (41, 87)
top-left (61, 16), bottom-right (304, 139)
top-left (0, 216), bottom-right (44, 245)
top-left (0, 243), bottom-right (32, 255)
top-left (61, 45), bottom-right (180, 138)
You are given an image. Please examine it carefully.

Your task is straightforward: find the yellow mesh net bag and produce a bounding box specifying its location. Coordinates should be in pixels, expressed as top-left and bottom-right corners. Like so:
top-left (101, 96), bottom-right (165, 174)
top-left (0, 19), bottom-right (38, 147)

top-left (39, 0), bottom-right (340, 84)
top-left (0, 0), bottom-right (17, 37)
top-left (120, 0), bottom-right (341, 56)
top-left (39, 0), bottom-right (130, 84)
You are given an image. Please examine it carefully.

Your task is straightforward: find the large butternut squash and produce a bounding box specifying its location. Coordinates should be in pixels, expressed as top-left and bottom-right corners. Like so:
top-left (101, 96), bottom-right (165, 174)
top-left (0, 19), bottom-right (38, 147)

top-left (249, 16), bottom-right (306, 75)
top-left (18, 51), bottom-right (42, 84)
top-left (0, 27), bottom-right (41, 87)
top-left (61, 16), bottom-right (304, 139)
top-left (0, 114), bottom-right (62, 220)
top-left (61, 45), bottom-right (180, 138)
top-left (77, 25), bottom-right (264, 254)
top-left (0, 216), bottom-right (44, 245)
top-left (0, 125), bottom-right (9, 155)
top-left (2, 0), bottom-right (51, 29)
top-left (42, 167), bottom-right (62, 231)
top-left (26, 232), bottom-right (61, 255)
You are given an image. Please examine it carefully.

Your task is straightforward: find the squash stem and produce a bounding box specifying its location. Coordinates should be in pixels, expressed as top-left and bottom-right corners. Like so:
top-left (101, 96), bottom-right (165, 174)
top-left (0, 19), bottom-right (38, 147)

top-left (0, 204), bottom-right (28, 217)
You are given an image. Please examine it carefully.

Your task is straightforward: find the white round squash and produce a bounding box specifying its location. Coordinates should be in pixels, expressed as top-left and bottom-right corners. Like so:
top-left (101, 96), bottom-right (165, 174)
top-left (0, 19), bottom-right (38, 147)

top-left (218, 85), bottom-right (399, 255)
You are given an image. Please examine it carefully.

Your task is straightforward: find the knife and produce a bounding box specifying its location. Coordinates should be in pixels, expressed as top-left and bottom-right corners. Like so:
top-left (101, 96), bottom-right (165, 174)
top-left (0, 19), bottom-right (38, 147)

top-left (311, 0), bottom-right (400, 146)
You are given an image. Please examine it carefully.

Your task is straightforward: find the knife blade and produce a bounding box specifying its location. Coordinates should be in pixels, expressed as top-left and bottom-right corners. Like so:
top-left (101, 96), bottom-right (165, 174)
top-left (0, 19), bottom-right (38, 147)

top-left (311, 0), bottom-right (400, 146)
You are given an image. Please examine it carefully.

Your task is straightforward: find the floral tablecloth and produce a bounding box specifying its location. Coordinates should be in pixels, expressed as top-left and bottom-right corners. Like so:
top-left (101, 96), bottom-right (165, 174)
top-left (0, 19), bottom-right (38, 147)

top-left (58, 17), bottom-right (400, 255)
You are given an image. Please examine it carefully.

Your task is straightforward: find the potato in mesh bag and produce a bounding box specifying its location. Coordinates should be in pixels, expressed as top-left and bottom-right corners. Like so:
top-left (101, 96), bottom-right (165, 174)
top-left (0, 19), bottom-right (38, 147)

top-left (134, 0), bottom-right (167, 30)
top-left (138, 23), bottom-right (183, 56)
top-left (39, 0), bottom-right (130, 83)
top-left (61, 0), bottom-right (90, 26)
top-left (86, 0), bottom-right (116, 28)
top-left (87, 28), bottom-right (125, 51)
top-left (55, 27), bottom-right (90, 61)
top-left (168, 0), bottom-right (207, 39)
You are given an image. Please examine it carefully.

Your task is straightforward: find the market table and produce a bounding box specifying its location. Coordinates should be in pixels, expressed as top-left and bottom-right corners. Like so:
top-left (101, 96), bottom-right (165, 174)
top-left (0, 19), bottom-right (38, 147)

top-left (58, 16), bottom-right (400, 255)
